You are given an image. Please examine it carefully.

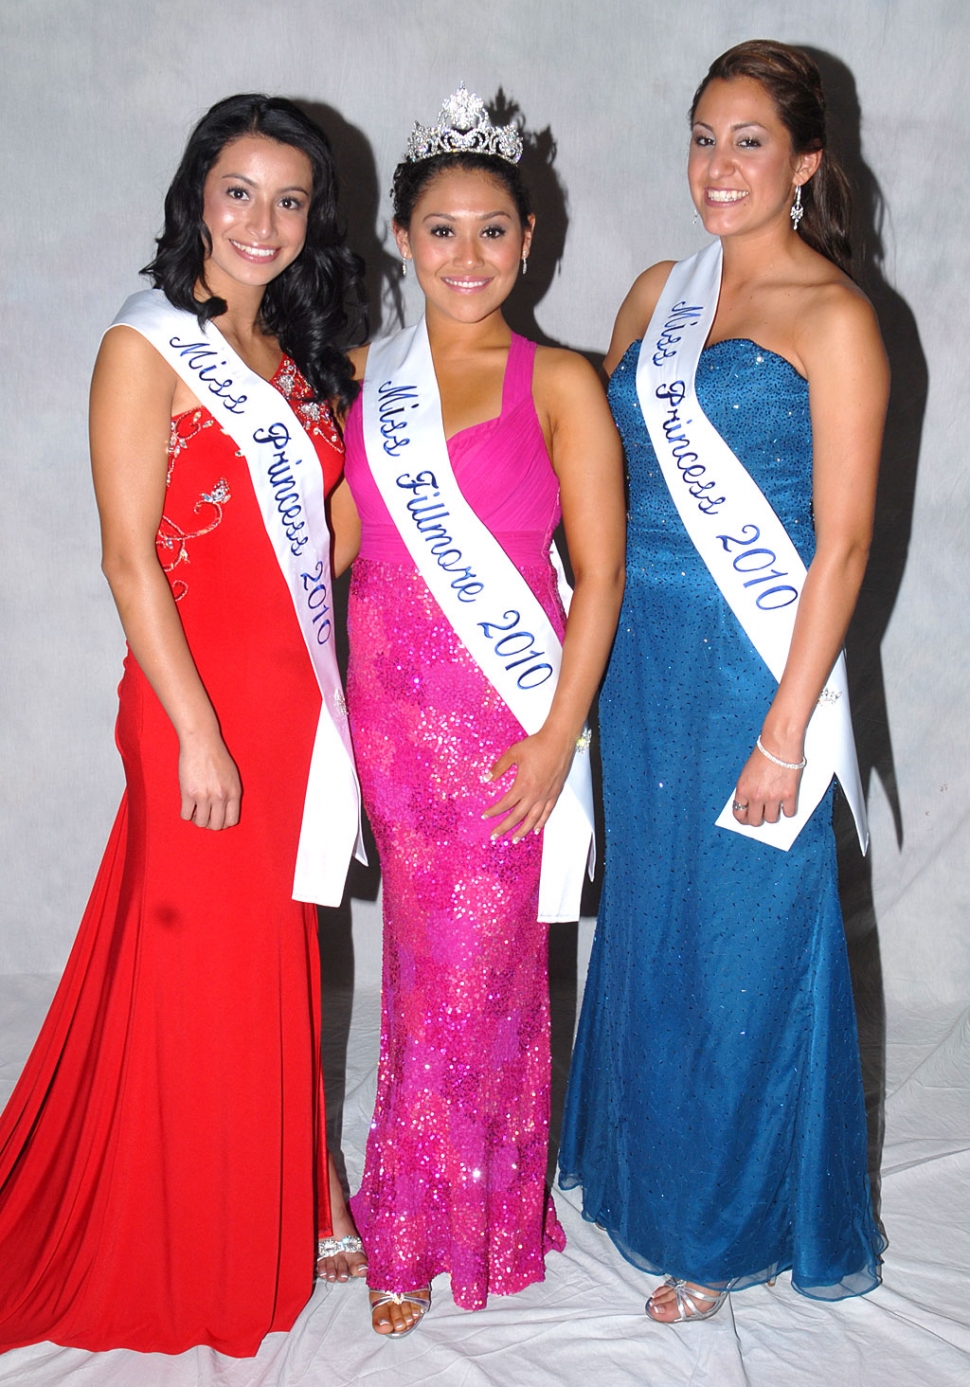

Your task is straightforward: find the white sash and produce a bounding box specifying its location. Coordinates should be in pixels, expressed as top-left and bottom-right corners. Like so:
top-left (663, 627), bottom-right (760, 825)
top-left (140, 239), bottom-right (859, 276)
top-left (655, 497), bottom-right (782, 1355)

top-left (635, 243), bottom-right (868, 852)
top-left (361, 318), bottom-right (594, 921)
top-left (108, 288), bottom-right (365, 903)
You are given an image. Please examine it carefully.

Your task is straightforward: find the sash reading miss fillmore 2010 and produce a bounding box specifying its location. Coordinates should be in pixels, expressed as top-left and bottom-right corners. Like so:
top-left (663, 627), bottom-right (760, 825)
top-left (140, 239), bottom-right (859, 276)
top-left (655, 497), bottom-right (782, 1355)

top-left (636, 242), bottom-right (868, 852)
top-left (109, 288), bottom-right (365, 903)
top-left (362, 318), bottom-right (594, 922)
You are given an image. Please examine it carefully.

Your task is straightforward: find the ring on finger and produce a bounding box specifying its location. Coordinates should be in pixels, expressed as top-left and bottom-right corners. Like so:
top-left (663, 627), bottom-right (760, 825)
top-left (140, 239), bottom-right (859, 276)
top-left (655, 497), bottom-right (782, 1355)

top-left (732, 800), bottom-right (748, 812)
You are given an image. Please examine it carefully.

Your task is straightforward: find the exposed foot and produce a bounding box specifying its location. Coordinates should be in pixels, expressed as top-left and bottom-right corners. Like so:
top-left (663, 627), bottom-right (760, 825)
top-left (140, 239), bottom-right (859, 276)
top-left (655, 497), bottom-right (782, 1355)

top-left (369, 1287), bottom-right (431, 1337)
top-left (317, 1154), bottom-right (368, 1282)
top-left (647, 1276), bottom-right (728, 1323)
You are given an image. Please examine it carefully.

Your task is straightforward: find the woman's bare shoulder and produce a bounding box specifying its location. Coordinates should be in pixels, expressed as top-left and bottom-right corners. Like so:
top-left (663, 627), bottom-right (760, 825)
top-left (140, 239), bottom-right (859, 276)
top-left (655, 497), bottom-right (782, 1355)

top-left (97, 321), bottom-right (176, 374)
top-left (623, 261), bottom-right (679, 323)
top-left (604, 260), bottom-right (678, 374)
top-left (532, 345), bottom-right (606, 413)
top-left (796, 274), bottom-right (886, 378)
top-left (92, 323), bottom-right (180, 414)
top-left (533, 343), bottom-right (600, 380)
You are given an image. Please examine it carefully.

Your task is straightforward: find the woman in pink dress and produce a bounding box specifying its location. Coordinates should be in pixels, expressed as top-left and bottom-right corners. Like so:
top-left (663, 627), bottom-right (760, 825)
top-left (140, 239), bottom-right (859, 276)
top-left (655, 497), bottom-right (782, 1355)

top-left (329, 87), bottom-right (626, 1336)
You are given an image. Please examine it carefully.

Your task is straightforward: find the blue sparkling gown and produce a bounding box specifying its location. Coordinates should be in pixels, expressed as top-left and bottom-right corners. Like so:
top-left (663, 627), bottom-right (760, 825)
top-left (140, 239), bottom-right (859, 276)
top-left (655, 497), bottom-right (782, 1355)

top-left (559, 339), bottom-right (884, 1299)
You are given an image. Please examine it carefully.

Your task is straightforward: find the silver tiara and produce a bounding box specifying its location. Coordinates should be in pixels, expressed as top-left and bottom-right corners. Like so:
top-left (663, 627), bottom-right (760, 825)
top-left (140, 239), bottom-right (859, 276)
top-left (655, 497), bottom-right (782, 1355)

top-left (405, 83), bottom-right (523, 165)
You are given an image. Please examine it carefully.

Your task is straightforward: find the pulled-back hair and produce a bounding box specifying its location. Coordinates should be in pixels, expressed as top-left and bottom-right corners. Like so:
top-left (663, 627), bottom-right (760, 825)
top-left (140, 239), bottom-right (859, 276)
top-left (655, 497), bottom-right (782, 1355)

top-left (391, 151), bottom-right (532, 230)
top-left (690, 40), bottom-right (853, 275)
top-left (143, 93), bottom-right (365, 409)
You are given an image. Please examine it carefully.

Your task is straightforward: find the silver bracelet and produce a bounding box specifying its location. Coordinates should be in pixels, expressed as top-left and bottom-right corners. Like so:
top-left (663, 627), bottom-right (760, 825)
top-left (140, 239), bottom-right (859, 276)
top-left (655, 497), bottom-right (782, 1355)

top-left (756, 735), bottom-right (806, 771)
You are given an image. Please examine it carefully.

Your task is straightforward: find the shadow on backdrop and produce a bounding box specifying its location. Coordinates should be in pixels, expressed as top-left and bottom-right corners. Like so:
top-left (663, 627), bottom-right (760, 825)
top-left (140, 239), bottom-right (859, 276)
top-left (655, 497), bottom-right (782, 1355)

top-left (805, 47), bottom-right (928, 1224)
top-left (299, 99), bottom-right (404, 341)
top-left (493, 90), bottom-right (605, 376)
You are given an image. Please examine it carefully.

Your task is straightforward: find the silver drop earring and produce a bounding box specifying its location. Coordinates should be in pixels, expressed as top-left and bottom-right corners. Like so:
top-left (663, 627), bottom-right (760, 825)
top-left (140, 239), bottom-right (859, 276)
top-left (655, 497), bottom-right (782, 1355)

top-left (521, 254), bottom-right (528, 276)
top-left (401, 256), bottom-right (408, 277)
top-left (790, 184), bottom-right (804, 231)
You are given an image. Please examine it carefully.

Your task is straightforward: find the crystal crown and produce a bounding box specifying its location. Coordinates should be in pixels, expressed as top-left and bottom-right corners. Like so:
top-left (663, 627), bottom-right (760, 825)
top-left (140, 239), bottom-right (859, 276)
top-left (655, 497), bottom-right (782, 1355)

top-left (405, 84), bottom-right (523, 165)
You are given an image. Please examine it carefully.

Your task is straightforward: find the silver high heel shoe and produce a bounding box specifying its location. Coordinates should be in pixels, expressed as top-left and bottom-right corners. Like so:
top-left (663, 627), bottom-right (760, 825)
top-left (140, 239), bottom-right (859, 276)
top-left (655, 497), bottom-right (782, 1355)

top-left (316, 1234), bottom-right (368, 1280)
top-left (647, 1276), bottom-right (728, 1324)
top-left (369, 1287), bottom-right (432, 1337)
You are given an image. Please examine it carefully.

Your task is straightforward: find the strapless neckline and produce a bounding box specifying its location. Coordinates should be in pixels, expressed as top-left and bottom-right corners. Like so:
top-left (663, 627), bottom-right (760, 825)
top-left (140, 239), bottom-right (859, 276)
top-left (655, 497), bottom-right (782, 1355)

top-left (701, 337), bottom-right (806, 382)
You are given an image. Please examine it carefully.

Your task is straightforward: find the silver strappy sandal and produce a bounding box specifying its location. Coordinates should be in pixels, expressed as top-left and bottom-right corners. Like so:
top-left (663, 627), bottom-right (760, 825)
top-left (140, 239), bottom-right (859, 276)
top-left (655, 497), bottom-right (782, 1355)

top-left (316, 1234), bottom-right (368, 1279)
top-left (647, 1275), bottom-right (728, 1324)
top-left (369, 1287), bottom-right (432, 1338)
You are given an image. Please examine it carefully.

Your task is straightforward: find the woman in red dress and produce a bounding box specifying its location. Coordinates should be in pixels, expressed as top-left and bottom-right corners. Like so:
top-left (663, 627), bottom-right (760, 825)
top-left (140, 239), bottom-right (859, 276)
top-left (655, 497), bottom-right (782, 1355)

top-left (0, 95), bottom-right (366, 1357)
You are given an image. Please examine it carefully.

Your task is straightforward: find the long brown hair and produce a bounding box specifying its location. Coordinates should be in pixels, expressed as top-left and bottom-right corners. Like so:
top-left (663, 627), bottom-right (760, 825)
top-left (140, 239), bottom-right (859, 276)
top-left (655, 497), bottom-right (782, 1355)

top-left (691, 40), bottom-right (853, 275)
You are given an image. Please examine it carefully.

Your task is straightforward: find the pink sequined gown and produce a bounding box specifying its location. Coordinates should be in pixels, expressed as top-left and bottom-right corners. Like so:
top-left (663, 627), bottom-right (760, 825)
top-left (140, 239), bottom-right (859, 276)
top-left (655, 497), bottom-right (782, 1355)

top-left (344, 333), bottom-right (567, 1308)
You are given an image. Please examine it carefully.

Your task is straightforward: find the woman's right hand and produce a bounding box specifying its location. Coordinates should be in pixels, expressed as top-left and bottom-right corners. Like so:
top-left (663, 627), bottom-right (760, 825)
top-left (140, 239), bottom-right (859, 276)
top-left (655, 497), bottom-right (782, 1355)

top-left (178, 730), bottom-right (242, 830)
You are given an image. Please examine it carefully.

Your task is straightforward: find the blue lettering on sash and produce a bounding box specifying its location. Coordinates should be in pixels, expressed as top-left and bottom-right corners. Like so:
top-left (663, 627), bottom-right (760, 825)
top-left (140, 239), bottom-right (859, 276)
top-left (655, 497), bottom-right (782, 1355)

top-left (162, 326), bottom-right (334, 645)
top-left (654, 381), bottom-right (725, 515)
top-left (379, 380), bottom-right (420, 457)
top-left (650, 301), bottom-right (724, 516)
top-left (395, 471), bottom-right (483, 601)
top-left (653, 384), bottom-right (798, 613)
top-left (647, 278), bottom-right (801, 617)
top-left (252, 422), bottom-right (311, 561)
top-left (477, 608), bottom-right (554, 689)
top-left (651, 300), bottom-right (704, 367)
top-left (168, 337), bottom-right (247, 414)
top-left (298, 561), bottom-right (333, 645)
top-left (394, 475), bottom-right (553, 687)
top-left (384, 376), bottom-right (557, 690)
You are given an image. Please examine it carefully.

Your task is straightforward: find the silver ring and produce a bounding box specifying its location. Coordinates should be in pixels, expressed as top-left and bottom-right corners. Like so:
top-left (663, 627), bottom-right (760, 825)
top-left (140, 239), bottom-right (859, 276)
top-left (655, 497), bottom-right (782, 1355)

top-left (732, 800), bottom-right (748, 812)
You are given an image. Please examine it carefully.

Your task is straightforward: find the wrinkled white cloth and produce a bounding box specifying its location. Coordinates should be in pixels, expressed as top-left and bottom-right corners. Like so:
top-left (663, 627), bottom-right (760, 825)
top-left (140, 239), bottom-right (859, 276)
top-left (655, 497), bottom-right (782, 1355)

top-left (0, 912), bottom-right (967, 1387)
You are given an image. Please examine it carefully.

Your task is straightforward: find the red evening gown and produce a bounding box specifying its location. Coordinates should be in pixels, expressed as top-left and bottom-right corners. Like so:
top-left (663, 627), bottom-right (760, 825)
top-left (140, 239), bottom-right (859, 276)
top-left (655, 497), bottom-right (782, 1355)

top-left (0, 359), bottom-right (343, 1357)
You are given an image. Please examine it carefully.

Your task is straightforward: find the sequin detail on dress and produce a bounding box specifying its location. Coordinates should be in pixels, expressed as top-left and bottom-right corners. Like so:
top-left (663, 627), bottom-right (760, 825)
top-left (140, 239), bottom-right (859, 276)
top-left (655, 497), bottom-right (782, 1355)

top-left (345, 334), bottom-right (566, 1309)
top-left (275, 363), bottom-right (343, 452)
top-left (160, 413), bottom-right (230, 600)
top-left (559, 339), bottom-right (884, 1300)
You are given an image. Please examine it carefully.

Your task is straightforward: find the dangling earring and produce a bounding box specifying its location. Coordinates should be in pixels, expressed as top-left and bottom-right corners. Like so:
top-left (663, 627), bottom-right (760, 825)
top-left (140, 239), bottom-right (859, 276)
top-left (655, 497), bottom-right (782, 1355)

top-left (790, 184), bottom-right (804, 231)
top-left (521, 254), bottom-right (528, 276)
top-left (692, 206), bottom-right (699, 226)
top-left (401, 255), bottom-right (408, 277)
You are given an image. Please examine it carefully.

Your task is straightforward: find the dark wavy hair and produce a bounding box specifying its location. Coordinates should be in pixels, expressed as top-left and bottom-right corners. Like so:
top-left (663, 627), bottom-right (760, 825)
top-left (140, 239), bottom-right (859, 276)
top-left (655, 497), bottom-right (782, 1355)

top-left (690, 40), bottom-right (853, 275)
top-left (391, 151), bottom-right (533, 230)
top-left (143, 93), bottom-right (365, 408)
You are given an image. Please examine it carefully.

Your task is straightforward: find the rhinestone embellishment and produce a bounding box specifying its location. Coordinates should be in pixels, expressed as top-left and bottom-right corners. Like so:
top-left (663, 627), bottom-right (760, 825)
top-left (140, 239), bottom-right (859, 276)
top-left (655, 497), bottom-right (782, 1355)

top-left (405, 83), bottom-right (523, 165)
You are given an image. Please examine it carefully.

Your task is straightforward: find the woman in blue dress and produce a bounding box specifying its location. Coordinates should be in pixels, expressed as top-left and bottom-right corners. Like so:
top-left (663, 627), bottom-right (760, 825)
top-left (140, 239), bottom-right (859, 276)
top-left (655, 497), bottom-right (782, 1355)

top-left (559, 41), bottom-right (889, 1322)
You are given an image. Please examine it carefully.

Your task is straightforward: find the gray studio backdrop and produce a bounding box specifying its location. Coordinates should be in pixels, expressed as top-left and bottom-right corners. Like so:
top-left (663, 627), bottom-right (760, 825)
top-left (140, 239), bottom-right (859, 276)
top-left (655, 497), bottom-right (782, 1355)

top-left (1, 1), bottom-right (967, 1023)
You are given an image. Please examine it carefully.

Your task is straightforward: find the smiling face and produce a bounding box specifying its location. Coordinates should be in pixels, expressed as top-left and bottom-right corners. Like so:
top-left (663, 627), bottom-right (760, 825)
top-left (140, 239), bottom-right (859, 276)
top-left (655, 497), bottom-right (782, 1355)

top-left (200, 134), bottom-right (312, 297)
top-left (394, 167), bottom-right (534, 326)
top-left (688, 76), bottom-right (820, 241)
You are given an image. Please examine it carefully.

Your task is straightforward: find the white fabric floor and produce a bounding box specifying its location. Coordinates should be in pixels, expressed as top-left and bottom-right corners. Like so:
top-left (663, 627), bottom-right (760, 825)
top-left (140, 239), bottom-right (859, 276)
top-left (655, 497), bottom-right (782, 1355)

top-left (0, 939), bottom-right (967, 1387)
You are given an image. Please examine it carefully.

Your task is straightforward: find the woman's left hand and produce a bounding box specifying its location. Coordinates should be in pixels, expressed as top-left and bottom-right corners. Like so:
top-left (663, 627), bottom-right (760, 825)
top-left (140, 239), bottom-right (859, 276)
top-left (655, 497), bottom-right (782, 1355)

top-left (732, 743), bottom-right (803, 827)
top-left (729, 285), bottom-right (887, 832)
top-left (482, 729), bottom-right (577, 842)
